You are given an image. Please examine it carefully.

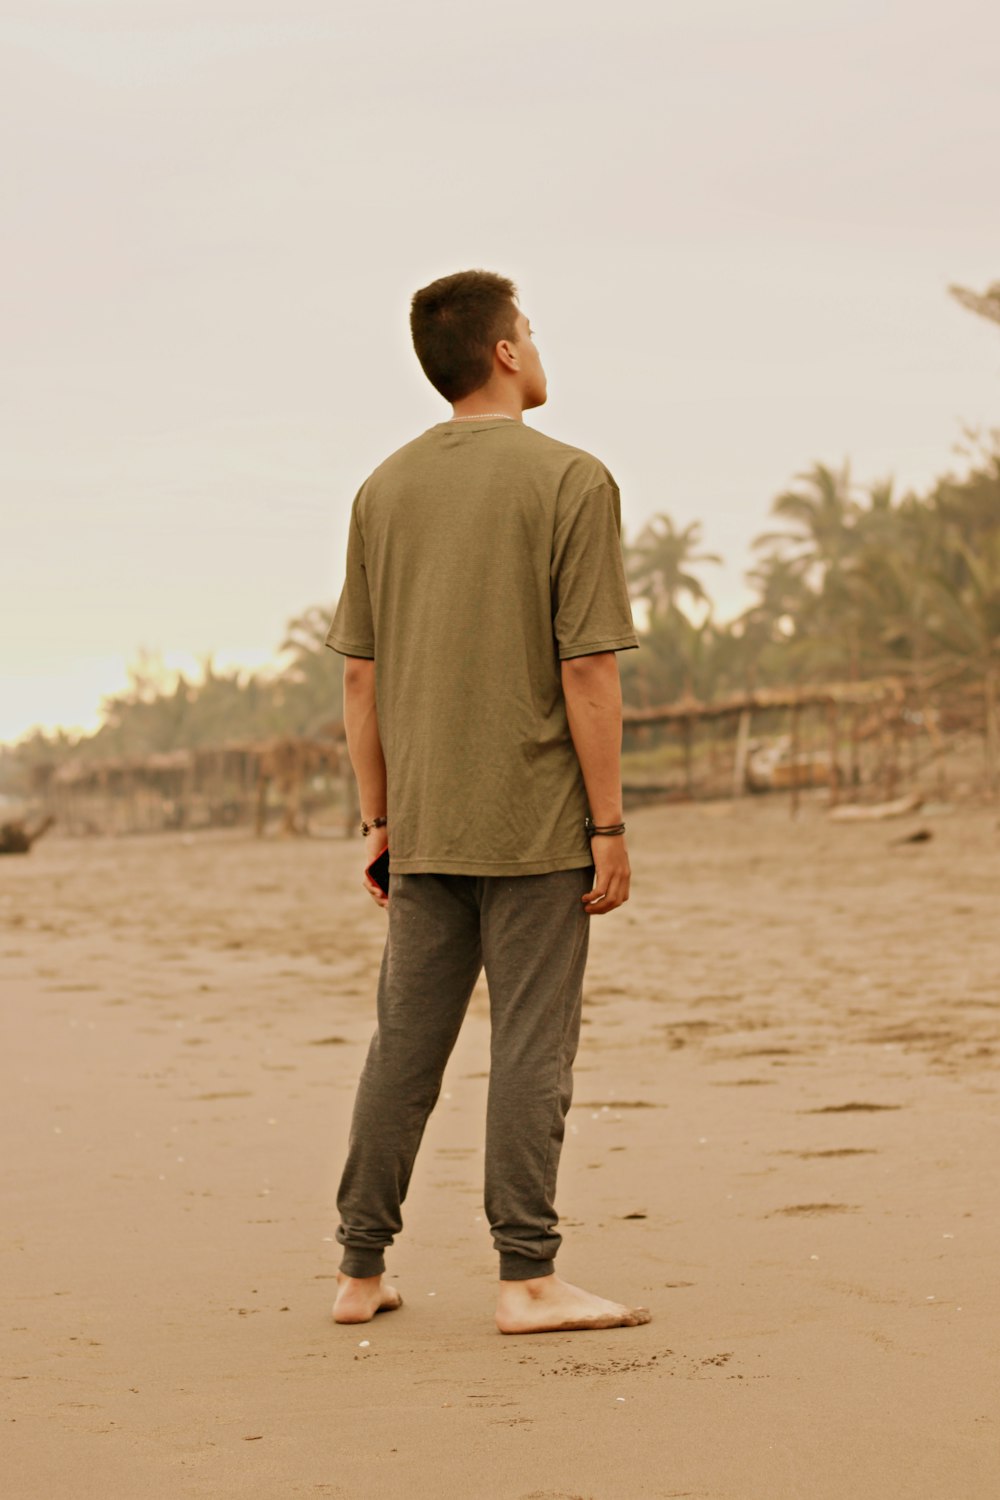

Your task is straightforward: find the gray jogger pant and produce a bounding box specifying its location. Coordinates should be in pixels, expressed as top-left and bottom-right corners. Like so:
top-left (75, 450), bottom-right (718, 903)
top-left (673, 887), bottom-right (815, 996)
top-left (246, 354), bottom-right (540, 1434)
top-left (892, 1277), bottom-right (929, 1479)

top-left (335, 864), bottom-right (594, 1281)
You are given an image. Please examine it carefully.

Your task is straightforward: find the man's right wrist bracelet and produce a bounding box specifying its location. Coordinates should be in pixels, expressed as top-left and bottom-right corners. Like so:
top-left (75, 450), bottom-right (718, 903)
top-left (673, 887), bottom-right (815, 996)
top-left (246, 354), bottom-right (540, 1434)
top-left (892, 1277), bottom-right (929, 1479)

top-left (584, 816), bottom-right (626, 837)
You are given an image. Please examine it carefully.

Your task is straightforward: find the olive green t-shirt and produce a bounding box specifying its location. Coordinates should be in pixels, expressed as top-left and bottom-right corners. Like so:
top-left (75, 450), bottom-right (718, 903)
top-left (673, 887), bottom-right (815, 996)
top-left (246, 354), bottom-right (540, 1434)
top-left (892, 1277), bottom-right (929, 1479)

top-left (325, 417), bottom-right (639, 875)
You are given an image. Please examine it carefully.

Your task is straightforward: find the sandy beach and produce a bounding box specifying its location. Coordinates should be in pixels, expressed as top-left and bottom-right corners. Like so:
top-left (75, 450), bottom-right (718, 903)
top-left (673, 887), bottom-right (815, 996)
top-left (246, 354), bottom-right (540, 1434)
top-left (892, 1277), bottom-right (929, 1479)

top-left (2, 795), bottom-right (998, 1499)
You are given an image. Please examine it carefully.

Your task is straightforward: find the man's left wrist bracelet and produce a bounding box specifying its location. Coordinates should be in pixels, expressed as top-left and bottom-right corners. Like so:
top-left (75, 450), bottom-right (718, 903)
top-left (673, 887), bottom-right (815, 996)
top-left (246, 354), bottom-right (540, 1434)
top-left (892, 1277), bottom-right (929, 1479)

top-left (584, 815), bottom-right (626, 837)
top-left (360, 815), bottom-right (387, 836)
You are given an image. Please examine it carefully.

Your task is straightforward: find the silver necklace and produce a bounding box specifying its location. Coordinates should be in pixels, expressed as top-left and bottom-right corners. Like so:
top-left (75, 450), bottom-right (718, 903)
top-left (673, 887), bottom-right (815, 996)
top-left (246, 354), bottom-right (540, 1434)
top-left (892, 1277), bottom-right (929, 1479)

top-left (448, 412), bottom-right (515, 422)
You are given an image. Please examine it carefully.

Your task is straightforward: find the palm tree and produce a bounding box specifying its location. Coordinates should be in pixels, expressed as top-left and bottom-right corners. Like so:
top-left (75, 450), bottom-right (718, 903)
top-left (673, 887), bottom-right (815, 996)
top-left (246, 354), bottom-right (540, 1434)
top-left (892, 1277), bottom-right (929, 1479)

top-left (742, 551), bottom-right (812, 636)
top-left (840, 545), bottom-right (931, 677)
top-left (922, 531), bottom-right (1000, 794)
top-left (751, 461), bottom-right (870, 681)
top-left (625, 515), bottom-right (720, 628)
top-left (730, 551), bottom-right (812, 689)
top-left (949, 280), bottom-right (1000, 330)
top-left (755, 460), bottom-right (861, 585)
top-left (279, 605), bottom-right (345, 731)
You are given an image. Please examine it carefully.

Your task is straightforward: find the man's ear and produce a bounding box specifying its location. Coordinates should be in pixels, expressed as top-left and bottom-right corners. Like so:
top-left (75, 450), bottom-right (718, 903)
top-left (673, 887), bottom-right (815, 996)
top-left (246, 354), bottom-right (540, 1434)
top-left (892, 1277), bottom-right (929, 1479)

top-left (495, 338), bottom-right (519, 372)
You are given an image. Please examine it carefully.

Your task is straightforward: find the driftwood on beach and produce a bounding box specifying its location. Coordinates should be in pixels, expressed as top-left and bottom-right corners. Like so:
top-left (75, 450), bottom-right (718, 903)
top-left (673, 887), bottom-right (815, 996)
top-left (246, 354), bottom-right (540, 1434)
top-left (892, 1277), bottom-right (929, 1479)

top-left (829, 793), bottom-right (924, 822)
top-left (0, 815), bottom-right (55, 855)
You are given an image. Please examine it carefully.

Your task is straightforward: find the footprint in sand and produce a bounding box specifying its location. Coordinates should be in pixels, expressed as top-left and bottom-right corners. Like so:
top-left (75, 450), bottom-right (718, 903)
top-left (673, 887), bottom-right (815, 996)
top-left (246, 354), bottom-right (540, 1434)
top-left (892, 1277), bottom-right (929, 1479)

top-left (710, 1077), bottom-right (775, 1086)
top-left (769, 1202), bottom-right (858, 1216)
top-left (803, 1101), bottom-right (902, 1113)
top-left (190, 1090), bottom-right (254, 1101)
top-left (733, 1046), bottom-right (799, 1057)
top-left (792, 1148), bottom-right (878, 1158)
top-left (575, 1099), bottom-right (661, 1110)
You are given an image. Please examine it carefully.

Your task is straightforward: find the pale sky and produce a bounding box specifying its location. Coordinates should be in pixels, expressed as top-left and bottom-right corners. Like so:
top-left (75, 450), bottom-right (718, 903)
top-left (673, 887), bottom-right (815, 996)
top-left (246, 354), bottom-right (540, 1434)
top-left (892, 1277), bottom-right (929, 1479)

top-left (3, 0), bottom-right (998, 745)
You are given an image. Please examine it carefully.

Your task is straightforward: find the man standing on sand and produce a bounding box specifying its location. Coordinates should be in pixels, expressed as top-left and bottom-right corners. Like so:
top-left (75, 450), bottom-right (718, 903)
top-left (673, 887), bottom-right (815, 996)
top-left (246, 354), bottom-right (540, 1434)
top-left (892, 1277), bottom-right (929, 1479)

top-left (324, 269), bottom-right (651, 1335)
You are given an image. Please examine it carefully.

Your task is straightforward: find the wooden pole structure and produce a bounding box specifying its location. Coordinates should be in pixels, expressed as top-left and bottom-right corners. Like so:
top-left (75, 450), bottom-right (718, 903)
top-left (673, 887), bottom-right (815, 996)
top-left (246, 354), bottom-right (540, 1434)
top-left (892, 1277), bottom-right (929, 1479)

top-left (849, 704), bottom-right (860, 791)
top-left (790, 704), bottom-right (801, 818)
top-left (827, 700), bottom-right (841, 808)
top-left (708, 723), bottom-right (721, 789)
top-left (917, 690), bottom-right (947, 801)
top-left (180, 760), bottom-right (190, 829)
top-left (882, 702), bottom-right (898, 801)
top-left (241, 750), bottom-right (253, 827)
top-left (906, 694), bottom-right (919, 789)
top-left (732, 707), bottom-right (751, 799)
top-left (214, 749), bottom-right (225, 826)
top-left (98, 766), bottom-right (110, 834)
top-left (985, 669), bottom-right (998, 803)
top-left (683, 717), bottom-right (694, 800)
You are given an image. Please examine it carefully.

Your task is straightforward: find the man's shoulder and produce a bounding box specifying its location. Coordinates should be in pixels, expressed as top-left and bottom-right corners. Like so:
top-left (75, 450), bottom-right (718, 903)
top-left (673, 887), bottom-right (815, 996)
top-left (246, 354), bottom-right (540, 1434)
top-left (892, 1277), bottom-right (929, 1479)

top-left (516, 424), bottom-right (614, 480)
top-left (359, 430), bottom-right (438, 490)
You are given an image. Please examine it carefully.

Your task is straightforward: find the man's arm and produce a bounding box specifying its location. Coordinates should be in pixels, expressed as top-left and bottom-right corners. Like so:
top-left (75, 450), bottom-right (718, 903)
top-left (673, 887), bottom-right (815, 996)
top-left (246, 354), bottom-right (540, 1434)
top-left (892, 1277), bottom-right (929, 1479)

top-left (343, 658), bottom-right (387, 823)
top-left (560, 651), bottom-right (631, 915)
top-left (560, 651), bottom-right (625, 824)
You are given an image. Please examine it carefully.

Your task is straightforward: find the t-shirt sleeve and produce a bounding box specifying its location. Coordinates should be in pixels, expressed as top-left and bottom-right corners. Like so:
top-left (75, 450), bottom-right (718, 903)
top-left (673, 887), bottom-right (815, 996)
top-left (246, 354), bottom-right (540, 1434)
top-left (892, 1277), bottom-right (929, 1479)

top-left (551, 479), bottom-right (639, 660)
top-left (324, 494), bottom-right (375, 659)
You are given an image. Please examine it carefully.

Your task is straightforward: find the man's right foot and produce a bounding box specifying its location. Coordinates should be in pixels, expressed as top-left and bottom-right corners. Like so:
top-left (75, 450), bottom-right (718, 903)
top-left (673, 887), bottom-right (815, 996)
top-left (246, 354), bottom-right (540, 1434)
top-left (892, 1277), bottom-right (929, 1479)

top-left (495, 1274), bottom-right (651, 1334)
top-left (332, 1272), bottom-right (403, 1324)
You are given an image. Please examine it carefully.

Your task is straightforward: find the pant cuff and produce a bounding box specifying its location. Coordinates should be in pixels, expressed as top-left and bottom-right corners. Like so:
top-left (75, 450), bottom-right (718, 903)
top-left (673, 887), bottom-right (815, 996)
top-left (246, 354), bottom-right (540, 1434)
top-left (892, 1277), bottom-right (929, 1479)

top-left (499, 1252), bottom-right (556, 1281)
top-left (339, 1247), bottom-right (387, 1279)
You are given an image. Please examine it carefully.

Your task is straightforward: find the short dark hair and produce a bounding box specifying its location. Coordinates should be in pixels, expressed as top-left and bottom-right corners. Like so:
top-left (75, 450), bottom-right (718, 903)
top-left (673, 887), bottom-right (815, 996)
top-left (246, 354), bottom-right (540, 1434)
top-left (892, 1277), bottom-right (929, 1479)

top-left (410, 269), bottom-right (519, 401)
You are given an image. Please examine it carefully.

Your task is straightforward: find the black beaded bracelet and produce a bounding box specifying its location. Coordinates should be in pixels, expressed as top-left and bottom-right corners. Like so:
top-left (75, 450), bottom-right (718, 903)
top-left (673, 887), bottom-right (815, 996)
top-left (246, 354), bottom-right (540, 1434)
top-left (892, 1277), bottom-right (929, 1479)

top-left (360, 814), bottom-right (387, 836)
top-left (584, 816), bottom-right (626, 837)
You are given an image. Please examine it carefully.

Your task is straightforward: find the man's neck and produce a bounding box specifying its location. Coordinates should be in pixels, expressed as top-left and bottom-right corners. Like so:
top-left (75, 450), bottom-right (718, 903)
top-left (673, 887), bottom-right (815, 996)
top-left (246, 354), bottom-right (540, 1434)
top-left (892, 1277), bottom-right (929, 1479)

top-left (449, 392), bottom-right (524, 422)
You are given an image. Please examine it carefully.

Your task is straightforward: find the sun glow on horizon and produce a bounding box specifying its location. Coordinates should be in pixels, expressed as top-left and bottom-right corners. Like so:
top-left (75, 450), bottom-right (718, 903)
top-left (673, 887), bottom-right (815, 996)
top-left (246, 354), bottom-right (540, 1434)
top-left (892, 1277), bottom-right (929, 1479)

top-left (0, 646), bottom-right (292, 748)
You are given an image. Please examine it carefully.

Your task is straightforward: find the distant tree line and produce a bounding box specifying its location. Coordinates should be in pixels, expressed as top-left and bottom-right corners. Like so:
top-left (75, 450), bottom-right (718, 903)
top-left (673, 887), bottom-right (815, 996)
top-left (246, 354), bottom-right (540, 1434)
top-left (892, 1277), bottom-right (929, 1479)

top-left (0, 607), bottom-right (343, 779)
top-left (618, 432), bottom-right (1000, 713)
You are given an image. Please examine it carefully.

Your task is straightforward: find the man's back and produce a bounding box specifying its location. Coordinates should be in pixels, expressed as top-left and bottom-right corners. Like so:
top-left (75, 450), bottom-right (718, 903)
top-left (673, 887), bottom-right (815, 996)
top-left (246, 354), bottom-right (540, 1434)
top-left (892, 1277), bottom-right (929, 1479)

top-left (329, 269), bottom-right (650, 1336)
top-left (325, 416), bottom-right (638, 875)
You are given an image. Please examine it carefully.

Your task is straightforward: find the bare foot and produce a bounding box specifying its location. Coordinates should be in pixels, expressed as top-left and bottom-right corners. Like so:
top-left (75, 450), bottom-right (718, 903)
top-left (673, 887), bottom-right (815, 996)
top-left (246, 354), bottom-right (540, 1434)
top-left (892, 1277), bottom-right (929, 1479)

top-left (495, 1274), bottom-right (652, 1334)
top-left (332, 1272), bottom-right (403, 1324)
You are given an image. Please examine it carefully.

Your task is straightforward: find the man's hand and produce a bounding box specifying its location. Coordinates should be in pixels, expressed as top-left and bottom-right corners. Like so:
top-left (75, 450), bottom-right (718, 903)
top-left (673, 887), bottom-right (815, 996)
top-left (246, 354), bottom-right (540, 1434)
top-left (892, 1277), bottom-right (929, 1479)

top-left (581, 835), bottom-right (630, 915)
top-left (361, 827), bottom-right (390, 910)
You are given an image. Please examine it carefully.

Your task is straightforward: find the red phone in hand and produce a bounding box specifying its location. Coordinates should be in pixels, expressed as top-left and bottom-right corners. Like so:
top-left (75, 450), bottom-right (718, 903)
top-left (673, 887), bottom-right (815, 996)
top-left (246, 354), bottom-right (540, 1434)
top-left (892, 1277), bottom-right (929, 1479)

top-left (365, 845), bottom-right (390, 896)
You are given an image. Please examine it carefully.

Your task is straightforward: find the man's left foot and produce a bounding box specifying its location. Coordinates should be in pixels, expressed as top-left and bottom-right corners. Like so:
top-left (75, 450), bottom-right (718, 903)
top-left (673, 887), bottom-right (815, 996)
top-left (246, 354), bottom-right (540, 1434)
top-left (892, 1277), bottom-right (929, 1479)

top-left (332, 1272), bottom-right (403, 1324)
top-left (496, 1274), bottom-right (651, 1334)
